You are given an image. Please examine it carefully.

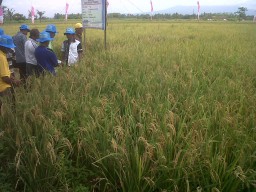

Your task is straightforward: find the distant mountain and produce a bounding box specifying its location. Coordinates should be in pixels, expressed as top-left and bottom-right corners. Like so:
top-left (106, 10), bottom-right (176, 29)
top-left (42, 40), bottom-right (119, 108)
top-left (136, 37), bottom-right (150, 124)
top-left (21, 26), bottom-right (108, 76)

top-left (153, 1), bottom-right (256, 16)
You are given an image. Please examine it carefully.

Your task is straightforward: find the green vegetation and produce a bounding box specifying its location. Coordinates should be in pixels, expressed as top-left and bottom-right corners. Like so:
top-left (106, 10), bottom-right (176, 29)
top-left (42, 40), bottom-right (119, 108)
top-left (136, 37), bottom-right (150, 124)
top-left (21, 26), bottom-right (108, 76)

top-left (0, 20), bottom-right (256, 191)
top-left (1, 3), bottom-right (254, 22)
top-left (235, 7), bottom-right (249, 21)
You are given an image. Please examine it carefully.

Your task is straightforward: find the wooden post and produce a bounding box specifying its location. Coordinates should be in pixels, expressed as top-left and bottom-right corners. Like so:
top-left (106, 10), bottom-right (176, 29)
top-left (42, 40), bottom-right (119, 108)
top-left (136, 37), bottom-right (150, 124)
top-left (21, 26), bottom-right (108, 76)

top-left (104, 0), bottom-right (107, 50)
top-left (83, 28), bottom-right (86, 53)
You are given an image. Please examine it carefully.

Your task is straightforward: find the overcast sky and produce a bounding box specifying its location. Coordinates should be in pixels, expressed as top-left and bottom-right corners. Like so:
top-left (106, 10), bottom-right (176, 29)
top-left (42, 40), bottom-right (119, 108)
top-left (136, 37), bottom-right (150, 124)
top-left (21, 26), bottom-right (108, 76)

top-left (3, 0), bottom-right (250, 18)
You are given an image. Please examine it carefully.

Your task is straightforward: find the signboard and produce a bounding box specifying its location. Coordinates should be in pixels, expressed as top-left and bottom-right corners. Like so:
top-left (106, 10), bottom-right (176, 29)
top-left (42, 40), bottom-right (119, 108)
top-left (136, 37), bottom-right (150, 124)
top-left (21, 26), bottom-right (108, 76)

top-left (81, 0), bottom-right (106, 30)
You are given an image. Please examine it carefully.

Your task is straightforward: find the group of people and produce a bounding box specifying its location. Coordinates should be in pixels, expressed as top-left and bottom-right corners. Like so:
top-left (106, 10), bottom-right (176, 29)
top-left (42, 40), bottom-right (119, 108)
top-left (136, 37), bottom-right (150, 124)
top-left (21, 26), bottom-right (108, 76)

top-left (0, 23), bottom-right (84, 113)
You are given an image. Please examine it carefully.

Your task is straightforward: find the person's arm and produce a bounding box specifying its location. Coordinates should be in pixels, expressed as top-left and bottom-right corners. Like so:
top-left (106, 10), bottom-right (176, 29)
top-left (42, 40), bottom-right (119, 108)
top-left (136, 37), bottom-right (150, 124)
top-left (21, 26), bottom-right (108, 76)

top-left (2, 76), bottom-right (20, 86)
top-left (49, 51), bottom-right (58, 68)
top-left (78, 52), bottom-right (82, 62)
top-left (61, 42), bottom-right (66, 65)
top-left (22, 35), bottom-right (27, 54)
top-left (77, 43), bottom-right (83, 61)
top-left (61, 52), bottom-right (65, 65)
top-left (0, 55), bottom-right (20, 86)
top-left (24, 41), bottom-right (30, 62)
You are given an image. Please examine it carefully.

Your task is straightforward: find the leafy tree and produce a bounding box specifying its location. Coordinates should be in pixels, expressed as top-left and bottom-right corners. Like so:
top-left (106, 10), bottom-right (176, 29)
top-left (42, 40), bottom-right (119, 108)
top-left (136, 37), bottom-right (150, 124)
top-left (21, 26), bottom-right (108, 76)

top-left (53, 12), bottom-right (81, 19)
top-left (235, 7), bottom-right (248, 21)
top-left (28, 10), bottom-right (32, 19)
top-left (6, 8), bottom-right (15, 21)
top-left (13, 13), bottom-right (25, 21)
top-left (54, 13), bottom-right (64, 19)
top-left (37, 10), bottom-right (45, 22)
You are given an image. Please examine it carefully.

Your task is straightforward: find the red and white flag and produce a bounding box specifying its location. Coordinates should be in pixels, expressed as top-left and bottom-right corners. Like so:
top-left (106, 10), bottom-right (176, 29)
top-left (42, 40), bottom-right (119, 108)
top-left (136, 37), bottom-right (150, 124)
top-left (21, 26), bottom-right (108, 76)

top-left (197, 1), bottom-right (200, 20)
top-left (65, 2), bottom-right (69, 21)
top-left (150, 0), bottom-right (153, 12)
top-left (31, 6), bottom-right (35, 24)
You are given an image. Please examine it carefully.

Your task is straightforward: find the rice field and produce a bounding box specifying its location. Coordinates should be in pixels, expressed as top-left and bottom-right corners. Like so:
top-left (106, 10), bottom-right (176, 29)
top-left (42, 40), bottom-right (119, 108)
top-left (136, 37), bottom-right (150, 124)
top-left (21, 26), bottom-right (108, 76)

top-left (0, 19), bottom-right (256, 191)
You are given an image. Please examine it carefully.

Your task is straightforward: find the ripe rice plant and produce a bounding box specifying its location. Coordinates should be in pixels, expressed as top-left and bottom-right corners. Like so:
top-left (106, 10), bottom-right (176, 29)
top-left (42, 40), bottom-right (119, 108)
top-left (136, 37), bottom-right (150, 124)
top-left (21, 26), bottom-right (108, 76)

top-left (0, 20), bottom-right (256, 191)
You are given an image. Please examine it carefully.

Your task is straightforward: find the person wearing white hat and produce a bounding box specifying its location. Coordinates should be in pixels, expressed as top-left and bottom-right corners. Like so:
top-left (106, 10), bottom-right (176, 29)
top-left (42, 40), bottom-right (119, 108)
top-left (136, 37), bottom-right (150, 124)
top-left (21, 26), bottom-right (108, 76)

top-left (0, 35), bottom-right (20, 113)
top-left (61, 27), bottom-right (83, 66)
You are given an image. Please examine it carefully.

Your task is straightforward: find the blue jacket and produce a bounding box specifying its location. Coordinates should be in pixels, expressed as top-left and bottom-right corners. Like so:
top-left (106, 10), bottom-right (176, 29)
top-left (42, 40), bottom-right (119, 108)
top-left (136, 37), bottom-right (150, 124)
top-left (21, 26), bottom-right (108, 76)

top-left (35, 46), bottom-right (58, 75)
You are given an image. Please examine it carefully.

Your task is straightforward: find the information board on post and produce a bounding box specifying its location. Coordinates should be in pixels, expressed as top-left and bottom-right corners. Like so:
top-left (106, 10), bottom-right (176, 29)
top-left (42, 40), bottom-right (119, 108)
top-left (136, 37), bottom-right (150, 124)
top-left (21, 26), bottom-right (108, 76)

top-left (81, 0), bottom-right (106, 30)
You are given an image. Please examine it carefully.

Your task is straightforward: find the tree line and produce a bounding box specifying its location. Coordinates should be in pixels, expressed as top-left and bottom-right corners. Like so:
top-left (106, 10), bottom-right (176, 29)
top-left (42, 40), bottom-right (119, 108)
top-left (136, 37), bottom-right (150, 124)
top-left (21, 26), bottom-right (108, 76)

top-left (108, 7), bottom-right (252, 21)
top-left (1, 5), bottom-right (252, 22)
top-left (1, 5), bottom-right (47, 22)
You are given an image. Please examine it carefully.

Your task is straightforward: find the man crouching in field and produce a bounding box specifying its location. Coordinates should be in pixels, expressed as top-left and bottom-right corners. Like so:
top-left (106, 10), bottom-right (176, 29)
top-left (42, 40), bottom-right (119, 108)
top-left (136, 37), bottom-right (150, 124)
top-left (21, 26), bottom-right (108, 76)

top-left (0, 35), bottom-right (20, 114)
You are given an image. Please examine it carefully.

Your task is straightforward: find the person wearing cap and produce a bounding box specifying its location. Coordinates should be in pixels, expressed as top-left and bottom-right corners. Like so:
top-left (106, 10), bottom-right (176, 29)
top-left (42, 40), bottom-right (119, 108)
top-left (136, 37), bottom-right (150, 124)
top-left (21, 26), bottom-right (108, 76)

top-left (34, 31), bottom-right (59, 76)
top-left (61, 27), bottom-right (83, 66)
top-left (74, 23), bottom-right (83, 43)
top-left (45, 24), bottom-right (57, 50)
top-left (0, 35), bottom-right (20, 113)
top-left (12, 24), bottom-right (30, 82)
top-left (0, 28), bottom-right (16, 78)
top-left (25, 29), bottom-right (40, 77)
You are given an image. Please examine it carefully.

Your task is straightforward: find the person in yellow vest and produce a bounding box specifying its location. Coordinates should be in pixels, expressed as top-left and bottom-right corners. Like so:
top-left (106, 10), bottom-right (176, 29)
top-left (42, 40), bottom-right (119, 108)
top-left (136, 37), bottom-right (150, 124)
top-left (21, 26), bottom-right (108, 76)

top-left (0, 35), bottom-right (20, 113)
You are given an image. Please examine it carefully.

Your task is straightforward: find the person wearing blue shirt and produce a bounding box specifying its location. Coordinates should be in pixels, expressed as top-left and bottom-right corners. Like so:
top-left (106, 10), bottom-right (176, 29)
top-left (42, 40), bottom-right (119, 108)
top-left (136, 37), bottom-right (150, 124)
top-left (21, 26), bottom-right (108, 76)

top-left (34, 32), bottom-right (58, 76)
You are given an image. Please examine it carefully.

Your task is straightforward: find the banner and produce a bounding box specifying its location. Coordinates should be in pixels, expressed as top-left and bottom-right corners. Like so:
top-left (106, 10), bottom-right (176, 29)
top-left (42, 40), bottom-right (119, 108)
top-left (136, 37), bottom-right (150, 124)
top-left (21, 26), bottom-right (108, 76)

top-left (65, 2), bottom-right (69, 21)
top-left (81, 0), bottom-right (106, 30)
top-left (150, 0), bottom-right (153, 12)
top-left (197, 1), bottom-right (200, 20)
top-left (31, 6), bottom-right (35, 24)
top-left (0, 6), bottom-right (3, 24)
